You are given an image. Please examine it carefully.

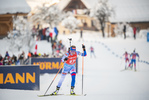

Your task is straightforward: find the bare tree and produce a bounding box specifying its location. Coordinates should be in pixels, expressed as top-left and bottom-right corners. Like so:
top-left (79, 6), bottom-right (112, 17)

top-left (114, 22), bottom-right (133, 38)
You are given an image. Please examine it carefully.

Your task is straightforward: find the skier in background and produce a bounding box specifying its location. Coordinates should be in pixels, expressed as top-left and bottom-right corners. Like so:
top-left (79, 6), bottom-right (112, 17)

top-left (52, 44), bottom-right (87, 95)
top-left (127, 50), bottom-right (139, 71)
top-left (123, 51), bottom-right (130, 69)
top-left (90, 46), bottom-right (96, 58)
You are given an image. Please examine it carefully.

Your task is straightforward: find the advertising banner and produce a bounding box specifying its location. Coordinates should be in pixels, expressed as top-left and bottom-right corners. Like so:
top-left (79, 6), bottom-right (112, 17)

top-left (31, 58), bottom-right (78, 74)
top-left (147, 32), bottom-right (149, 42)
top-left (0, 65), bottom-right (40, 90)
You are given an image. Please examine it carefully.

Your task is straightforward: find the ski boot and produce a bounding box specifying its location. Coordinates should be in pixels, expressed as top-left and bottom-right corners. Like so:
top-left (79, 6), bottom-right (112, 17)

top-left (130, 65), bottom-right (133, 70)
top-left (125, 66), bottom-right (127, 70)
top-left (51, 86), bottom-right (60, 95)
top-left (70, 86), bottom-right (75, 95)
top-left (134, 68), bottom-right (137, 72)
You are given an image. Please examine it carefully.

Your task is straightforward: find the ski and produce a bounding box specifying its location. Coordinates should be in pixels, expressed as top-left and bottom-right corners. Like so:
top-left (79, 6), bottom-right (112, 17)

top-left (37, 94), bottom-right (64, 97)
top-left (38, 94), bottom-right (87, 97)
top-left (120, 69), bottom-right (127, 72)
top-left (120, 68), bottom-right (137, 72)
top-left (65, 94), bottom-right (87, 96)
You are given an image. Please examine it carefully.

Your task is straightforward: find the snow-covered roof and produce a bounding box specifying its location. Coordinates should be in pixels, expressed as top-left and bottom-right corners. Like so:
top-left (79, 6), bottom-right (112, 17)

top-left (0, 0), bottom-right (31, 14)
top-left (81, 0), bottom-right (97, 9)
top-left (108, 0), bottom-right (149, 23)
top-left (57, 0), bottom-right (71, 11)
top-left (57, 0), bottom-right (93, 11)
top-left (57, 0), bottom-right (149, 22)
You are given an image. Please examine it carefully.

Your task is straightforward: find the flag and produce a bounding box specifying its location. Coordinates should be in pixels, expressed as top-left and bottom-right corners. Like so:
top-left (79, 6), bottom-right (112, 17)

top-left (34, 41), bottom-right (37, 55)
top-left (72, 9), bottom-right (77, 14)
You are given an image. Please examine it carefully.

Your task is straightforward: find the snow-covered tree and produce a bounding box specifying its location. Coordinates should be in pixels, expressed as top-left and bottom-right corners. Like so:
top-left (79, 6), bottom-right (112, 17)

top-left (90, 0), bottom-right (114, 37)
top-left (114, 23), bottom-right (125, 36)
top-left (30, 4), bottom-right (63, 28)
top-left (139, 29), bottom-right (149, 38)
top-left (61, 12), bottom-right (80, 33)
top-left (6, 16), bottom-right (35, 54)
top-left (114, 22), bottom-right (133, 37)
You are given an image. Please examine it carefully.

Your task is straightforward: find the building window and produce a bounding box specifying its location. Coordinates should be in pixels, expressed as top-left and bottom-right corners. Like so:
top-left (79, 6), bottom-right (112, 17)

top-left (76, 5), bottom-right (78, 9)
top-left (91, 20), bottom-right (94, 27)
top-left (82, 19), bottom-right (85, 23)
top-left (84, 22), bottom-right (87, 26)
top-left (80, 5), bottom-right (82, 9)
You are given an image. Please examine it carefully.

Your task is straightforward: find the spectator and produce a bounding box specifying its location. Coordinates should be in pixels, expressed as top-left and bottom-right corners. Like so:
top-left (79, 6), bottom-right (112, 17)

top-left (46, 27), bottom-right (50, 42)
top-left (42, 53), bottom-right (48, 57)
top-left (19, 51), bottom-right (25, 65)
top-left (0, 60), bottom-right (3, 65)
top-left (27, 51), bottom-right (33, 64)
top-left (11, 55), bottom-right (17, 65)
top-left (52, 42), bottom-right (57, 57)
top-left (16, 58), bottom-right (20, 65)
top-left (32, 25), bottom-right (37, 38)
top-left (133, 27), bottom-right (137, 39)
top-left (28, 51), bottom-right (32, 58)
top-left (37, 24), bottom-right (40, 30)
top-left (50, 31), bottom-right (53, 43)
top-left (54, 27), bottom-right (59, 41)
top-left (137, 27), bottom-right (140, 33)
top-left (39, 28), bottom-right (43, 40)
top-left (34, 53), bottom-right (39, 57)
top-left (79, 28), bottom-right (83, 41)
top-left (42, 28), bottom-right (47, 40)
top-left (58, 40), bottom-right (64, 51)
top-left (3, 56), bottom-right (10, 65)
top-left (123, 25), bottom-right (126, 39)
top-left (5, 51), bottom-right (9, 57)
top-left (0, 54), bottom-right (3, 61)
top-left (3, 51), bottom-right (10, 65)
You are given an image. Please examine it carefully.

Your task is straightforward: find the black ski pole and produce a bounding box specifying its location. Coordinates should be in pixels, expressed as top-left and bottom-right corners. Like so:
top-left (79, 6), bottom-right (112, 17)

top-left (68, 38), bottom-right (72, 47)
top-left (68, 38), bottom-right (72, 52)
top-left (82, 44), bottom-right (84, 95)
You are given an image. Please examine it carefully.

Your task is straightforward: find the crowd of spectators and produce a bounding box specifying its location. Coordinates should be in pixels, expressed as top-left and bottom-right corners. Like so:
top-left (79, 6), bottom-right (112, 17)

top-left (0, 25), bottom-right (67, 66)
top-left (0, 51), bottom-right (24, 66)
top-left (31, 25), bottom-right (67, 57)
top-left (32, 25), bottom-right (59, 43)
top-left (51, 40), bottom-right (67, 57)
top-left (0, 39), bottom-right (67, 66)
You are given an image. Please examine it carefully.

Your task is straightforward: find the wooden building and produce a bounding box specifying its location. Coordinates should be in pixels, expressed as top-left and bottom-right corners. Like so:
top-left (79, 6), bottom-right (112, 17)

top-left (0, 0), bottom-right (31, 38)
top-left (57, 0), bottom-right (149, 35)
top-left (57, 0), bottom-right (99, 34)
top-left (107, 0), bottom-right (149, 36)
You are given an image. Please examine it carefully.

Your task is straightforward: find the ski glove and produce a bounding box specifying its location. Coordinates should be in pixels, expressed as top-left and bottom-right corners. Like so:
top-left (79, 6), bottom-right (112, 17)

top-left (82, 44), bottom-right (86, 51)
top-left (64, 57), bottom-right (68, 61)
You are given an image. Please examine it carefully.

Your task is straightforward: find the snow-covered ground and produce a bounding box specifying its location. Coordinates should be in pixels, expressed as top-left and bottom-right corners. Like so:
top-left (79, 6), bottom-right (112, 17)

top-left (0, 32), bottom-right (149, 100)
